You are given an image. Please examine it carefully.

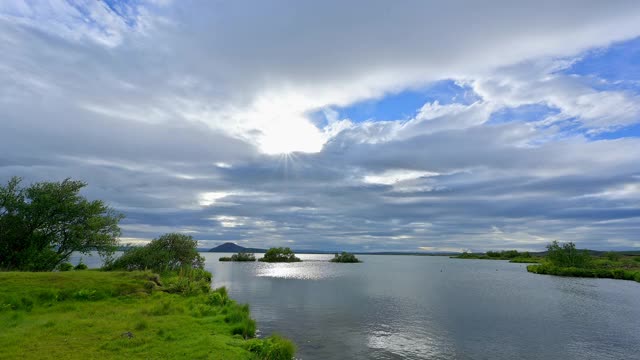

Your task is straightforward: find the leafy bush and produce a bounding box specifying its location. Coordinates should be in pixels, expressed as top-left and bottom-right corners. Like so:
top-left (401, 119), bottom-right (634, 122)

top-left (259, 247), bottom-right (301, 263)
top-left (74, 260), bottom-right (88, 270)
top-left (605, 251), bottom-right (622, 261)
top-left (106, 233), bottom-right (205, 272)
top-left (219, 253), bottom-right (256, 262)
top-left (486, 250), bottom-right (527, 259)
top-left (545, 241), bottom-right (592, 268)
top-left (330, 252), bottom-right (361, 263)
top-left (58, 262), bottom-right (73, 272)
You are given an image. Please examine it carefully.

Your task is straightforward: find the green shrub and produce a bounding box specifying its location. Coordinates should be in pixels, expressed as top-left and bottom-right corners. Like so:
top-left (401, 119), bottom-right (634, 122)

top-left (206, 287), bottom-right (229, 306)
top-left (330, 252), bottom-right (361, 263)
top-left (219, 252), bottom-right (256, 262)
top-left (259, 248), bottom-right (301, 263)
top-left (246, 334), bottom-right (296, 360)
top-left (58, 262), bottom-right (74, 272)
top-left (74, 261), bottom-right (88, 270)
top-left (106, 233), bottom-right (205, 272)
top-left (605, 251), bottom-right (622, 261)
top-left (545, 241), bottom-right (592, 268)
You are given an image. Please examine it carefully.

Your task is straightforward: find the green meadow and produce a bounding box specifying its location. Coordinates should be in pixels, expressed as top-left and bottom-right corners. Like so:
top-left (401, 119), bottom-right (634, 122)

top-left (0, 270), bottom-right (294, 360)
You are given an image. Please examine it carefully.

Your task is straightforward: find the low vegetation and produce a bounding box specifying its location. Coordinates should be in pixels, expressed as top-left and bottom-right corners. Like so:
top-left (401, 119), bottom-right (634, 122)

top-left (0, 270), bottom-right (296, 359)
top-left (527, 241), bottom-right (640, 283)
top-left (220, 253), bottom-right (257, 262)
top-left (104, 233), bottom-right (205, 272)
top-left (452, 249), bottom-right (541, 263)
top-left (330, 252), bottom-right (361, 263)
top-left (258, 248), bottom-right (301, 263)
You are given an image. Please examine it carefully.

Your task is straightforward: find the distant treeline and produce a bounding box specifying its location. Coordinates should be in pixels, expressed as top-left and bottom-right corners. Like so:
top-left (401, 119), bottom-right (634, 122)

top-left (453, 241), bottom-right (640, 283)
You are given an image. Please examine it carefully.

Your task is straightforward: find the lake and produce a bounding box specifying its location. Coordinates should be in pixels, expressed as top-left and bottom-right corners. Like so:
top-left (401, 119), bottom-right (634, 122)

top-left (74, 252), bottom-right (640, 359)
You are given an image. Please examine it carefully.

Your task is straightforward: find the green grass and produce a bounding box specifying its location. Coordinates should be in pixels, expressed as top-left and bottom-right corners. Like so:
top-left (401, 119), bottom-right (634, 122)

top-left (527, 255), bottom-right (640, 283)
top-left (0, 270), bottom-right (295, 359)
top-left (527, 263), bottom-right (640, 282)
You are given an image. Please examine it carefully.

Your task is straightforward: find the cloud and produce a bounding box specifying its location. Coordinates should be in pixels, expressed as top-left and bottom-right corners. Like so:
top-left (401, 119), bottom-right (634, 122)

top-left (1, 1), bottom-right (640, 251)
top-left (471, 60), bottom-right (640, 133)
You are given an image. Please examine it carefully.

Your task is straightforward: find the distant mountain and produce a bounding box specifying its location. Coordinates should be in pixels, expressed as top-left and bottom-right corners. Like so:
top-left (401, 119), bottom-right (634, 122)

top-left (208, 242), bottom-right (266, 253)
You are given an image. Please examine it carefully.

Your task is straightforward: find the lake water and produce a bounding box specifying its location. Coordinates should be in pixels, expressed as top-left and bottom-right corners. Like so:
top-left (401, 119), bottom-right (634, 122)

top-left (74, 252), bottom-right (640, 359)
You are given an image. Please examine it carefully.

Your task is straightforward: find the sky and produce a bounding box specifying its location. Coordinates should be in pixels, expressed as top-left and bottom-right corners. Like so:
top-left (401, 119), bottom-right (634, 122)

top-left (1, 1), bottom-right (640, 252)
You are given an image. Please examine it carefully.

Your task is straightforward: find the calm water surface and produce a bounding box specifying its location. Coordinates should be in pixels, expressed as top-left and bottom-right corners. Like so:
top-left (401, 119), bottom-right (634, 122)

top-left (205, 253), bottom-right (640, 360)
top-left (75, 252), bottom-right (640, 359)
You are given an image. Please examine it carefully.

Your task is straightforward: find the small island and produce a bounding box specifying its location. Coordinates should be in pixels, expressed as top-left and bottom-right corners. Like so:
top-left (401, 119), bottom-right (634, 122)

top-left (219, 252), bottom-right (257, 262)
top-left (330, 252), bottom-right (361, 263)
top-left (259, 247), bottom-right (302, 263)
top-left (453, 241), bottom-right (640, 283)
top-left (527, 241), bottom-right (640, 283)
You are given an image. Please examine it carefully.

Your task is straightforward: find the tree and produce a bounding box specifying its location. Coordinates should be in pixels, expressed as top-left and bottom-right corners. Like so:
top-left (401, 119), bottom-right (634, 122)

top-left (107, 233), bottom-right (205, 272)
top-left (258, 247), bottom-right (301, 262)
top-left (219, 252), bottom-right (256, 262)
top-left (330, 252), bottom-right (361, 263)
top-left (0, 177), bottom-right (122, 271)
top-left (545, 241), bottom-right (591, 268)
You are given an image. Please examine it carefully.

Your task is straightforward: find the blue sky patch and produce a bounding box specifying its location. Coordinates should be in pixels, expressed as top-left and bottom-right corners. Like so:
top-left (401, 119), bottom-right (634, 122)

top-left (488, 104), bottom-right (560, 125)
top-left (563, 36), bottom-right (640, 93)
top-left (589, 122), bottom-right (640, 140)
top-left (332, 80), bottom-right (479, 123)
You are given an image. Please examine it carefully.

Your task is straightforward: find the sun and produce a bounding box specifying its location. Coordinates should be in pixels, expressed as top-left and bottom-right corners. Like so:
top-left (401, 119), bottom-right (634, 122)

top-left (258, 117), bottom-right (326, 155)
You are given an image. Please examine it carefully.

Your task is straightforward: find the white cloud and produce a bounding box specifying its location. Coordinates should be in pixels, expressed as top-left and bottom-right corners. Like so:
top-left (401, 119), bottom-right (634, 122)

top-left (471, 61), bottom-right (640, 132)
top-left (198, 192), bottom-right (231, 207)
top-left (364, 170), bottom-right (439, 185)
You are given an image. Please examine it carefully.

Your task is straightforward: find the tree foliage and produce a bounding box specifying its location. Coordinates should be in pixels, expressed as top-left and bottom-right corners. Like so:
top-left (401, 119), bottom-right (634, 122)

top-left (330, 252), bottom-right (361, 263)
top-left (107, 233), bottom-right (205, 272)
top-left (0, 177), bottom-right (122, 271)
top-left (486, 250), bottom-right (526, 259)
top-left (545, 241), bottom-right (591, 268)
top-left (219, 252), bottom-right (256, 262)
top-left (259, 247), bottom-right (301, 263)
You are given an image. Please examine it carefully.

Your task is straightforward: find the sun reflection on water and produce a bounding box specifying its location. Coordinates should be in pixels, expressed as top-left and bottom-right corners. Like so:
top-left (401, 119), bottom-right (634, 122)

top-left (255, 258), bottom-right (342, 280)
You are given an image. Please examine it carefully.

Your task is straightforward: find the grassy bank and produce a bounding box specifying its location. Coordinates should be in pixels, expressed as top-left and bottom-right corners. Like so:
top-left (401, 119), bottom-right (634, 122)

top-left (0, 270), bottom-right (294, 359)
top-left (527, 255), bottom-right (640, 283)
top-left (527, 263), bottom-right (640, 282)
